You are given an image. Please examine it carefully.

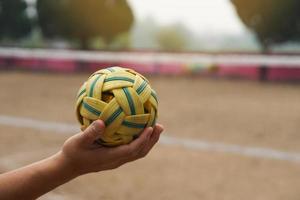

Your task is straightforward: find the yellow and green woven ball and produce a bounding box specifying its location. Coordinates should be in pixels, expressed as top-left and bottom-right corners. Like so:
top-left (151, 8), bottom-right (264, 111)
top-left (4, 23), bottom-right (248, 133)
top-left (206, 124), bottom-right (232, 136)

top-left (75, 66), bottom-right (158, 146)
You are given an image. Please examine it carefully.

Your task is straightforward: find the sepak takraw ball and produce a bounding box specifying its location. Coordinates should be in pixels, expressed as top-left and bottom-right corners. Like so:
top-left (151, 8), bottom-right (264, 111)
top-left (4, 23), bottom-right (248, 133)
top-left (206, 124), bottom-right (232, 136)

top-left (75, 67), bottom-right (158, 146)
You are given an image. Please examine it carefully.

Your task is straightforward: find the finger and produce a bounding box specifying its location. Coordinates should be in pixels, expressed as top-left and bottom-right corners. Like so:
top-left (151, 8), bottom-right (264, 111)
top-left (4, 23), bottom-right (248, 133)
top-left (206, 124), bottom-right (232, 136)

top-left (116, 125), bottom-right (161, 163)
top-left (138, 124), bottom-right (164, 158)
top-left (106, 127), bottom-right (153, 158)
top-left (117, 128), bottom-right (159, 165)
top-left (78, 120), bottom-right (105, 146)
top-left (123, 127), bottom-right (153, 156)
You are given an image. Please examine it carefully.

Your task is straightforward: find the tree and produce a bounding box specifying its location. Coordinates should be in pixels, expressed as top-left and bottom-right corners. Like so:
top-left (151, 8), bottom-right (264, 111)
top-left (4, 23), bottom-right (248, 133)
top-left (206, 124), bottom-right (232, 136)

top-left (156, 25), bottom-right (187, 51)
top-left (231, 0), bottom-right (300, 80)
top-left (36, 0), bottom-right (134, 50)
top-left (0, 0), bottom-right (32, 41)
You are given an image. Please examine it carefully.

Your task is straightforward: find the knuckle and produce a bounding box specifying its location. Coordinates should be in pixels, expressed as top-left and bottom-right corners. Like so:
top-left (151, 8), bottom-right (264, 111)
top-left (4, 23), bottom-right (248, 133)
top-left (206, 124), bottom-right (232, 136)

top-left (90, 125), bottom-right (97, 134)
top-left (85, 132), bottom-right (93, 141)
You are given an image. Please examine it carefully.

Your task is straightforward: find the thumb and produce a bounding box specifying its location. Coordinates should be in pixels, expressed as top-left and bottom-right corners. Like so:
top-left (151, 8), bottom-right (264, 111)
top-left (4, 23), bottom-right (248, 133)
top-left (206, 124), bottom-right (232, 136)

top-left (79, 120), bottom-right (105, 146)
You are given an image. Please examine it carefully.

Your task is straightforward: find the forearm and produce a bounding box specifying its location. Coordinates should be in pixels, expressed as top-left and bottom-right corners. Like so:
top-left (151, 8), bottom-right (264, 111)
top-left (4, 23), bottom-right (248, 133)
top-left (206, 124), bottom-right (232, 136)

top-left (0, 151), bottom-right (77, 200)
top-left (0, 122), bottom-right (163, 200)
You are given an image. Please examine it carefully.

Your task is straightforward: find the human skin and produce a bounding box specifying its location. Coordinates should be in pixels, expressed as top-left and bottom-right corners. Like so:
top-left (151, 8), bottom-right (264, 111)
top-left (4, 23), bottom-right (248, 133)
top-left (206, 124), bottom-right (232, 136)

top-left (0, 120), bottom-right (164, 200)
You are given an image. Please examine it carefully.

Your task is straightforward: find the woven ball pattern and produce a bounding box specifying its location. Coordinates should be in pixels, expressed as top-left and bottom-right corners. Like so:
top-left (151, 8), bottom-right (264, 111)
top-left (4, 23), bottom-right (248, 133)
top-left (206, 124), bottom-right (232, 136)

top-left (76, 67), bottom-right (158, 146)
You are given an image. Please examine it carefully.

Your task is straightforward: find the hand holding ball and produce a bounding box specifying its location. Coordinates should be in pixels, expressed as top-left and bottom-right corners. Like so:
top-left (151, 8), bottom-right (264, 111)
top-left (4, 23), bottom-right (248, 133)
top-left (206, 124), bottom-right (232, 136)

top-left (75, 67), bottom-right (158, 146)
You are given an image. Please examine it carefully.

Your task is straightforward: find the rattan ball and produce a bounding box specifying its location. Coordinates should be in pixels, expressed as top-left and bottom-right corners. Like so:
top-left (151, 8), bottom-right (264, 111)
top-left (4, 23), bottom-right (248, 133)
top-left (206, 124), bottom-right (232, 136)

top-left (75, 67), bottom-right (158, 146)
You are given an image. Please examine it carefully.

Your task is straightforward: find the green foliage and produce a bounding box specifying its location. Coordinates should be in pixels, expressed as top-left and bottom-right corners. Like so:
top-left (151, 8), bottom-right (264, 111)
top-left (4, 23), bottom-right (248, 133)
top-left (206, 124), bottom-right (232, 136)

top-left (156, 25), bottom-right (187, 51)
top-left (109, 32), bottom-right (131, 50)
top-left (231, 0), bottom-right (300, 48)
top-left (87, 33), bottom-right (131, 50)
top-left (36, 0), bottom-right (65, 38)
top-left (36, 0), bottom-right (134, 50)
top-left (0, 0), bottom-right (32, 40)
top-left (19, 29), bottom-right (46, 48)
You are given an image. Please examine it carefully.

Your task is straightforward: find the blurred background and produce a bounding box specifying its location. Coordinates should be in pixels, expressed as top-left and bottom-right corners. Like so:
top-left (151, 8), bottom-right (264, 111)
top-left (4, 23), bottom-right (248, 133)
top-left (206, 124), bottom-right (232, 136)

top-left (0, 0), bottom-right (300, 199)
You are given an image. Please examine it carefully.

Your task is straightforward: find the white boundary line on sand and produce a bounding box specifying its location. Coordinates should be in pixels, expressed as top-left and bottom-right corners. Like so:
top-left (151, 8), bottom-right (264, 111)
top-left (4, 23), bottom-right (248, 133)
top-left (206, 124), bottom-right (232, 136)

top-left (0, 114), bottom-right (300, 163)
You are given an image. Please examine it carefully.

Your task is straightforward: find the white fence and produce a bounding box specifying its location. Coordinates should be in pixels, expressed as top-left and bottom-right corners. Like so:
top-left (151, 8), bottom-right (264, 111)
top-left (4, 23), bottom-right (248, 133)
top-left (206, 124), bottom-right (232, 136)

top-left (1, 47), bottom-right (300, 68)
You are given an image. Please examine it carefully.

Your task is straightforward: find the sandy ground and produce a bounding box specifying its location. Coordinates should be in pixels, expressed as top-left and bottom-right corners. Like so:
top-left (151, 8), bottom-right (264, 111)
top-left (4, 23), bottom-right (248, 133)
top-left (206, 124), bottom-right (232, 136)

top-left (0, 71), bottom-right (300, 200)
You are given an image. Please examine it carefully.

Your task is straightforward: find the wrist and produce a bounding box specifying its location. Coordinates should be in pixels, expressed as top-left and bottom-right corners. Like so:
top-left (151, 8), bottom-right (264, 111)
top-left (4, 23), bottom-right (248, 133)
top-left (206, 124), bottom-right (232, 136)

top-left (50, 151), bottom-right (81, 179)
